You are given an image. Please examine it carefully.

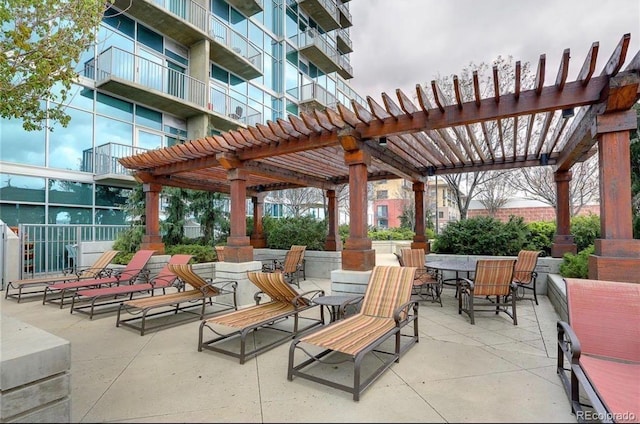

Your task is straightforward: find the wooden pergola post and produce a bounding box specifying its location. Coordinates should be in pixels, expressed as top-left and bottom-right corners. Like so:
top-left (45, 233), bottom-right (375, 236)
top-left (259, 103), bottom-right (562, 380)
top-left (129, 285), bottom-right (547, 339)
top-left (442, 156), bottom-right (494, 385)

top-left (140, 183), bottom-right (163, 254)
top-left (411, 181), bottom-right (428, 252)
top-left (340, 130), bottom-right (375, 271)
top-left (589, 110), bottom-right (640, 282)
top-left (325, 189), bottom-right (343, 251)
top-left (250, 193), bottom-right (266, 248)
top-left (551, 171), bottom-right (577, 258)
top-left (224, 168), bottom-right (253, 262)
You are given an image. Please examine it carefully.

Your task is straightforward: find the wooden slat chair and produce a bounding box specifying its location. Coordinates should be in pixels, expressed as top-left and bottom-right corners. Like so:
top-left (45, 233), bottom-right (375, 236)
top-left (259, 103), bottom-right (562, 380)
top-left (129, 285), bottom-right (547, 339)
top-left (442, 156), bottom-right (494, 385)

top-left (513, 249), bottom-right (542, 305)
top-left (458, 259), bottom-right (517, 325)
top-left (198, 271), bottom-right (324, 364)
top-left (70, 254), bottom-right (193, 319)
top-left (288, 266), bottom-right (419, 401)
top-left (5, 249), bottom-right (119, 303)
top-left (42, 250), bottom-right (156, 308)
top-left (290, 245), bottom-right (307, 281)
top-left (400, 247), bottom-right (441, 306)
top-left (557, 278), bottom-right (640, 423)
top-left (116, 263), bottom-right (238, 336)
top-left (263, 248), bottom-right (305, 288)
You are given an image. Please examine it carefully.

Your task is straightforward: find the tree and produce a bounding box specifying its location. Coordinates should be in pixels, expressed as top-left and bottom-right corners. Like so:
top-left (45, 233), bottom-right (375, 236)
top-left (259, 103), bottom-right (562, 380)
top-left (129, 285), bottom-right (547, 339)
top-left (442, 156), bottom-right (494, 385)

top-left (273, 187), bottom-right (324, 218)
top-left (476, 171), bottom-right (516, 216)
top-left (188, 191), bottom-right (228, 245)
top-left (162, 187), bottom-right (187, 245)
top-left (422, 56), bottom-right (532, 219)
top-left (0, 0), bottom-right (112, 131)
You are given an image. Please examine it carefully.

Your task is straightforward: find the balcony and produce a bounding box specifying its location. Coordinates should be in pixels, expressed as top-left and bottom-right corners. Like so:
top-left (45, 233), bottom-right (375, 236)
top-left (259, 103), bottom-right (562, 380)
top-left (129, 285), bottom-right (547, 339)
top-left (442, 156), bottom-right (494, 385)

top-left (337, 54), bottom-right (354, 79)
top-left (288, 82), bottom-right (337, 113)
top-left (296, 0), bottom-right (340, 31)
top-left (111, 0), bottom-right (208, 46)
top-left (335, 28), bottom-right (353, 53)
top-left (209, 85), bottom-right (262, 131)
top-left (226, 0), bottom-right (263, 17)
top-left (209, 15), bottom-right (263, 80)
top-left (337, 2), bottom-right (353, 28)
top-left (87, 47), bottom-right (208, 119)
top-left (82, 143), bottom-right (148, 186)
top-left (294, 28), bottom-right (340, 75)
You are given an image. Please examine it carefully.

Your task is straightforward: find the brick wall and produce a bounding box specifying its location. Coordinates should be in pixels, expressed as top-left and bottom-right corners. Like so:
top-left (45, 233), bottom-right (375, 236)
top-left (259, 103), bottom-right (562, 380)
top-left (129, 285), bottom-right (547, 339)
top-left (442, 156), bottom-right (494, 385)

top-left (467, 204), bottom-right (600, 223)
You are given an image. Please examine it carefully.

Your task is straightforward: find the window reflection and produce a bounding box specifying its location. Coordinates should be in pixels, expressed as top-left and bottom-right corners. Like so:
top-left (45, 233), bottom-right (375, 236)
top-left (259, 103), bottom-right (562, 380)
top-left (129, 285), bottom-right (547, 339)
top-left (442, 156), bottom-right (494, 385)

top-left (49, 179), bottom-right (92, 206)
top-left (48, 107), bottom-right (93, 171)
top-left (0, 174), bottom-right (46, 202)
top-left (0, 118), bottom-right (45, 166)
top-left (48, 206), bottom-right (92, 224)
top-left (95, 185), bottom-right (130, 207)
top-left (0, 204), bottom-right (45, 226)
top-left (95, 116), bottom-right (133, 146)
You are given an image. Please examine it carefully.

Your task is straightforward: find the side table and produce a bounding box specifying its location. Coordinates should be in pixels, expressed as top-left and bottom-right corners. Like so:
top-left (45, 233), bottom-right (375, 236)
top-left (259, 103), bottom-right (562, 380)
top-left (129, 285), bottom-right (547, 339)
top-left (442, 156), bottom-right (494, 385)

top-left (313, 294), bottom-right (363, 323)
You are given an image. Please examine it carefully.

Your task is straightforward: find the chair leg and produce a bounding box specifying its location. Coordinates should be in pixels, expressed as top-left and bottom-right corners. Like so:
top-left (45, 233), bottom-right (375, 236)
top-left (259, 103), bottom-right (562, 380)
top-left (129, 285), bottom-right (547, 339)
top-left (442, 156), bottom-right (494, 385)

top-left (533, 280), bottom-right (539, 305)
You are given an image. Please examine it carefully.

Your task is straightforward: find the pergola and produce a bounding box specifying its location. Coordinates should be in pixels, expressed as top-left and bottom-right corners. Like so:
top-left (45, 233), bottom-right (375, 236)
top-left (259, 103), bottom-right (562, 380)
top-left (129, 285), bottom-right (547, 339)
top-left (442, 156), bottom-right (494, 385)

top-left (120, 33), bottom-right (640, 283)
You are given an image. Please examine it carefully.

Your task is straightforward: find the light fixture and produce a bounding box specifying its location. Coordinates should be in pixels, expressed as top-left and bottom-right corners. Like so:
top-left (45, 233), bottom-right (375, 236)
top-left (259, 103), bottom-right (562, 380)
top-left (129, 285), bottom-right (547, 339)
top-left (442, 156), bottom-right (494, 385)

top-left (427, 166), bottom-right (436, 177)
top-left (561, 108), bottom-right (575, 119)
top-left (540, 153), bottom-right (549, 166)
top-left (378, 136), bottom-right (387, 147)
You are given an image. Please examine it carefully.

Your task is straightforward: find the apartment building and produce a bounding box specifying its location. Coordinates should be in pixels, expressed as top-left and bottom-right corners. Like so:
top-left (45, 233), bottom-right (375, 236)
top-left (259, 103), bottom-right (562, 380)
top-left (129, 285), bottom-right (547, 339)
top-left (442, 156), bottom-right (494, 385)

top-left (0, 0), bottom-right (362, 227)
top-left (371, 178), bottom-right (459, 232)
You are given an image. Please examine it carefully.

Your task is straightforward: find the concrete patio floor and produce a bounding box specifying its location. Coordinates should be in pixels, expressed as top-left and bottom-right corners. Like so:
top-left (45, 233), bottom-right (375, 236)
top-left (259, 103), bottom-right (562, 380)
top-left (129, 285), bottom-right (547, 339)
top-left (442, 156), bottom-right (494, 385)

top-left (1, 254), bottom-right (577, 423)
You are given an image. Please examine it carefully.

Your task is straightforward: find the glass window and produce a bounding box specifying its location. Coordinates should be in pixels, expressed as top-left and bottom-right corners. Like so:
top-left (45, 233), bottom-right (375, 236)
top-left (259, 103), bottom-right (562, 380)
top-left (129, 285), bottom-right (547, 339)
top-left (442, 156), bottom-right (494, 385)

top-left (95, 116), bottom-right (133, 146)
top-left (230, 8), bottom-right (247, 37)
top-left (48, 107), bottom-right (93, 171)
top-left (48, 206), bottom-right (93, 224)
top-left (137, 130), bottom-right (163, 150)
top-left (95, 185), bottom-right (131, 207)
top-left (212, 0), bottom-right (229, 20)
top-left (135, 106), bottom-right (162, 130)
top-left (96, 93), bottom-right (133, 121)
top-left (103, 7), bottom-right (135, 38)
top-left (377, 190), bottom-right (388, 199)
top-left (49, 179), bottom-right (93, 206)
top-left (211, 65), bottom-right (228, 83)
top-left (95, 208), bottom-right (127, 225)
top-left (0, 174), bottom-right (46, 202)
top-left (0, 204), bottom-right (45, 226)
top-left (137, 24), bottom-right (163, 53)
top-left (0, 118), bottom-right (45, 166)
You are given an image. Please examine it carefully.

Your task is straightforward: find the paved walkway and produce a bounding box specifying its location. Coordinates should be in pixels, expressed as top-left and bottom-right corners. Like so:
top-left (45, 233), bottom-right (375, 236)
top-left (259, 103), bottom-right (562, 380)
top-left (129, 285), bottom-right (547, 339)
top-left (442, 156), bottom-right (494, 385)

top-left (1, 254), bottom-right (576, 423)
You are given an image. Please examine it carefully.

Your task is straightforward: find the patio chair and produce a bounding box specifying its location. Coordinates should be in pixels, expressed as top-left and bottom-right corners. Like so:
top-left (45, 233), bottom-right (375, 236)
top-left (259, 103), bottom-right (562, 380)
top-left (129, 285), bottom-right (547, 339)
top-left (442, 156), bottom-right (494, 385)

top-left (198, 271), bottom-right (324, 364)
top-left (288, 266), bottom-right (419, 401)
top-left (69, 254), bottom-right (193, 319)
top-left (557, 278), bottom-right (640, 423)
top-left (43, 250), bottom-right (156, 308)
top-left (513, 249), bottom-right (542, 305)
top-left (262, 248), bottom-right (304, 288)
top-left (116, 263), bottom-right (238, 336)
top-left (290, 244), bottom-right (306, 280)
top-left (5, 249), bottom-right (119, 303)
top-left (400, 247), bottom-right (441, 306)
top-left (457, 259), bottom-right (517, 325)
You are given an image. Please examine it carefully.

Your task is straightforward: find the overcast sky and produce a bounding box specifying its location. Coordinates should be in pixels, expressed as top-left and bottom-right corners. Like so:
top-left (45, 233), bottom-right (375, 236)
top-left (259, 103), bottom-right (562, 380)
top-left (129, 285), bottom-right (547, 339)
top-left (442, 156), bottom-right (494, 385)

top-left (347, 0), bottom-right (640, 99)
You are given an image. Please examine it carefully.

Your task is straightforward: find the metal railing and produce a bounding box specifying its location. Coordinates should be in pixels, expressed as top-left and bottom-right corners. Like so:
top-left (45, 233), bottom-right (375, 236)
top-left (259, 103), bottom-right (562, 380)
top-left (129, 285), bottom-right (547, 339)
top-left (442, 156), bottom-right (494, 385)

top-left (335, 28), bottom-right (352, 51)
top-left (92, 46), bottom-right (207, 108)
top-left (152, 0), bottom-right (208, 33)
top-left (209, 85), bottom-right (262, 126)
top-left (294, 28), bottom-right (340, 64)
top-left (288, 82), bottom-right (337, 109)
top-left (82, 143), bottom-right (149, 176)
top-left (295, 0), bottom-right (339, 23)
top-left (14, 224), bottom-right (131, 278)
top-left (337, 2), bottom-right (352, 24)
top-left (209, 15), bottom-right (263, 71)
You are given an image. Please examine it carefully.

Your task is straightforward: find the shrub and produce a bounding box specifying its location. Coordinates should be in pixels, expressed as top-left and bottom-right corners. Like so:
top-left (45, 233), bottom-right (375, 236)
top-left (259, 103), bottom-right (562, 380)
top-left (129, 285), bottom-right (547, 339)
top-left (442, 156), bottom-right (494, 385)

top-left (559, 245), bottom-right (594, 278)
top-left (368, 227), bottom-right (415, 240)
top-left (570, 213), bottom-right (600, 252)
top-left (165, 244), bottom-right (214, 263)
top-left (263, 216), bottom-right (326, 250)
top-left (525, 220), bottom-right (556, 256)
top-left (112, 226), bottom-right (144, 264)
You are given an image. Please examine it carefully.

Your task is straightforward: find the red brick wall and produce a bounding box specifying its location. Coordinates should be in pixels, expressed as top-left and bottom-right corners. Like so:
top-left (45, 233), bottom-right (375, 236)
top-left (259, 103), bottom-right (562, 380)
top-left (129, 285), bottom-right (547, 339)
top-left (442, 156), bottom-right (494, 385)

top-left (467, 204), bottom-right (600, 223)
top-left (373, 199), bottom-right (407, 228)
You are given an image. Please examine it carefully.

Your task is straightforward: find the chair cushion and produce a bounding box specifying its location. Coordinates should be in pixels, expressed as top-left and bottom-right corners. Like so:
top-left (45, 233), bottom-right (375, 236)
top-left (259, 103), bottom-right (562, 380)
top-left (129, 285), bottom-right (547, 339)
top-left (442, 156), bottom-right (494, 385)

top-left (205, 301), bottom-right (295, 328)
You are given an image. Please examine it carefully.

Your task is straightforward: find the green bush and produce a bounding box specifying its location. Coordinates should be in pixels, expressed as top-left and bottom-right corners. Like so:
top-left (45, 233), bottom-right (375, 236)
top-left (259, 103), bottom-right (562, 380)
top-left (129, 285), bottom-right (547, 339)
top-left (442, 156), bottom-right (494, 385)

top-left (570, 214), bottom-right (600, 252)
top-left (338, 224), bottom-right (349, 244)
top-left (559, 245), bottom-right (594, 278)
top-left (165, 244), bottom-right (214, 263)
top-left (525, 221), bottom-right (556, 256)
top-left (112, 226), bottom-right (144, 264)
top-left (263, 216), bottom-right (326, 250)
top-left (432, 216), bottom-right (529, 256)
top-left (368, 227), bottom-right (415, 240)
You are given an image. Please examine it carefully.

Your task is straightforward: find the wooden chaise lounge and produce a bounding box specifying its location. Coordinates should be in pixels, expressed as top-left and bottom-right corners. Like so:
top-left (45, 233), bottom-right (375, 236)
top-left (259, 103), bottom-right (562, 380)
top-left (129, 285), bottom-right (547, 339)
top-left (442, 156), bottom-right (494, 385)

top-left (288, 265), bottom-right (419, 401)
top-left (198, 271), bottom-right (324, 364)
top-left (116, 263), bottom-right (238, 336)
top-left (557, 278), bottom-right (640, 423)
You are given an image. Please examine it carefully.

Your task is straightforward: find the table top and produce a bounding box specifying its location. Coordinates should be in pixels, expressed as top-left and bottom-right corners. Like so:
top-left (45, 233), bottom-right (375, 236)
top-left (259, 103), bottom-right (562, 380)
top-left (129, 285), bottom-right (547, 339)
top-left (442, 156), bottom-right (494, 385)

top-left (313, 294), bottom-right (363, 307)
top-left (426, 260), bottom-right (477, 273)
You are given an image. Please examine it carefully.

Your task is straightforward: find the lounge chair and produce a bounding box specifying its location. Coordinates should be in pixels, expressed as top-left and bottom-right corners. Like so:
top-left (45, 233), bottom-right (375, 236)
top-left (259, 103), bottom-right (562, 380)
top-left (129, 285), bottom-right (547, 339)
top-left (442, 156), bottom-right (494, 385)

top-left (290, 245), bottom-right (306, 280)
top-left (400, 247), bottom-right (441, 306)
top-left (4, 250), bottom-right (119, 303)
top-left (557, 278), bottom-right (640, 423)
top-left (262, 248), bottom-right (304, 288)
top-left (288, 266), bottom-right (419, 401)
top-left (43, 249), bottom-right (156, 308)
top-left (69, 254), bottom-right (193, 319)
top-left (198, 271), bottom-right (325, 364)
top-left (513, 249), bottom-right (542, 304)
top-left (458, 259), bottom-right (517, 325)
top-left (116, 263), bottom-right (238, 336)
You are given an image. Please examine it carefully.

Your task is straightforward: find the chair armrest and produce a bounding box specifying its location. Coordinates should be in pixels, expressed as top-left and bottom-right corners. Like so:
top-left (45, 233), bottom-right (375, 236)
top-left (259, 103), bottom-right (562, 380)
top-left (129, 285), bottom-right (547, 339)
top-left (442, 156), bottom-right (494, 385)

top-left (294, 289), bottom-right (325, 308)
top-left (337, 295), bottom-right (364, 319)
top-left (205, 279), bottom-right (237, 295)
top-left (557, 320), bottom-right (582, 365)
top-left (393, 299), bottom-right (419, 324)
top-left (254, 290), bottom-right (271, 304)
top-left (459, 277), bottom-right (475, 292)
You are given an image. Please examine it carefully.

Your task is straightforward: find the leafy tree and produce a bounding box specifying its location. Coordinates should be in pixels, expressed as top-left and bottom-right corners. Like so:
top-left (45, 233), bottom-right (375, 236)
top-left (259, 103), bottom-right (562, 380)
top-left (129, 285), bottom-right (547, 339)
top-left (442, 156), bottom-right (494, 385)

top-left (1, 0), bottom-right (113, 130)
top-left (187, 190), bottom-right (228, 245)
top-left (162, 187), bottom-right (187, 245)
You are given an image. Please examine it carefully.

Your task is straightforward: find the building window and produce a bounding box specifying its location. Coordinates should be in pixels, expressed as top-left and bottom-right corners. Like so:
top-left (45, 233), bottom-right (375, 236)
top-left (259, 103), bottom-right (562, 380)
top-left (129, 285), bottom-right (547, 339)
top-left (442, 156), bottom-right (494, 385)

top-left (377, 190), bottom-right (388, 199)
top-left (438, 211), bottom-right (444, 219)
top-left (377, 205), bottom-right (388, 218)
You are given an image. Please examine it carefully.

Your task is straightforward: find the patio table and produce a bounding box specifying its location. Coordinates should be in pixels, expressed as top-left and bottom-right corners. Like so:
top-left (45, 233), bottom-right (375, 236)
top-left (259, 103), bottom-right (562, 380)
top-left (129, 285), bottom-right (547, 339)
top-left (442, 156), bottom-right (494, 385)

top-left (313, 294), bottom-right (364, 323)
top-left (426, 260), bottom-right (477, 296)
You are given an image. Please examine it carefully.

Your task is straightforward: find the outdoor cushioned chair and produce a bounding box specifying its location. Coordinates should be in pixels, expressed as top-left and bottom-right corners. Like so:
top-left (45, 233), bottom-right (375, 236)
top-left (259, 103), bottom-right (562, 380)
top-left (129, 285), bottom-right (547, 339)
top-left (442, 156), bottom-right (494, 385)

top-left (116, 263), bottom-right (238, 336)
top-left (513, 249), bottom-right (542, 305)
top-left (288, 266), bottom-right (419, 401)
top-left (198, 271), bottom-right (324, 364)
top-left (262, 248), bottom-right (305, 288)
top-left (69, 254), bottom-right (193, 319)
top-left (400, 247), bottom-right (441, 306)
top-left (42, 249), bottom-right (156, 308)
top-left (5, 249), bottom-right (118, 303)
top-left (290, 245), bottom-right (307, 280)
top-left (557, 278), bottom-right (640, 424)
top-left (458, 259), bottom-right (517, 325)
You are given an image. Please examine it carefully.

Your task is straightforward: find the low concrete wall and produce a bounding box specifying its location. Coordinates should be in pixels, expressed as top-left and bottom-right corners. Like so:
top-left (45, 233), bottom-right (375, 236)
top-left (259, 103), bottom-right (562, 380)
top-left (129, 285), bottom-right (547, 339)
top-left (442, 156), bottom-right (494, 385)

top-left (547, 274), bottom-right (568, 322)
top-left (253, 248), bottom-right (342, 279)
top-left (1, 315), bottom-right (71, 423)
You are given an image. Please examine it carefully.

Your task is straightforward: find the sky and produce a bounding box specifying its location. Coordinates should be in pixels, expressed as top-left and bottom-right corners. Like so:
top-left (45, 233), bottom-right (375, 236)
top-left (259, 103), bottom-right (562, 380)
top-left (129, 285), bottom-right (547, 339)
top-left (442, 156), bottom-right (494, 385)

top-left (347, 0), bottom-right (640, 100)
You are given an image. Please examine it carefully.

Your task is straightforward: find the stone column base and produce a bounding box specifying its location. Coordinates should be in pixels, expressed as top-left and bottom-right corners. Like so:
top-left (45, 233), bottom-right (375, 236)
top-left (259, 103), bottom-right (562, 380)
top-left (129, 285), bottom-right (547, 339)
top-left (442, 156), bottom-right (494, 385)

top-left (224, 245), bottom-right (254, 263)
top-left (411, 241), bottom-right (430, 253)
top-left (341, 250), bottom-right (376, 271)
top-left (588, 255), bottom-right (640, 283)
top-left (215, 261), bottom-right (263, 307)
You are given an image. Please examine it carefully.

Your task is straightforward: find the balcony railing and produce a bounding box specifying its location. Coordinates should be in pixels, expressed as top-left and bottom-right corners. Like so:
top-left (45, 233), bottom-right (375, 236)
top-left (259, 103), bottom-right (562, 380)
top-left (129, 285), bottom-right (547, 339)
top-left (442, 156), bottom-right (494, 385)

top-left (337, 53), bottom-right (353, 79)
top-left (335, 28), bottom-right (353, 53)
top-left (225, 0), bottom-right (263, 17)
top-left (88, 46), bottom-right (207, 109)
top-left (151, 0), bottom-right (208, 33)
top-left (296, 0), bottom-right (340, 31)
top-left (288, 82), bottom-right (337, 111)
top-left (209, 85), bottom-right (262, 128)
top-left (82, 142), bottom-right (149, 176)
top-left (209, 14), bottom-right (262, 79)
top-left (294, 28), bottom-right (341, 74)
top-left (337, 2), bottom-right (352, 27)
